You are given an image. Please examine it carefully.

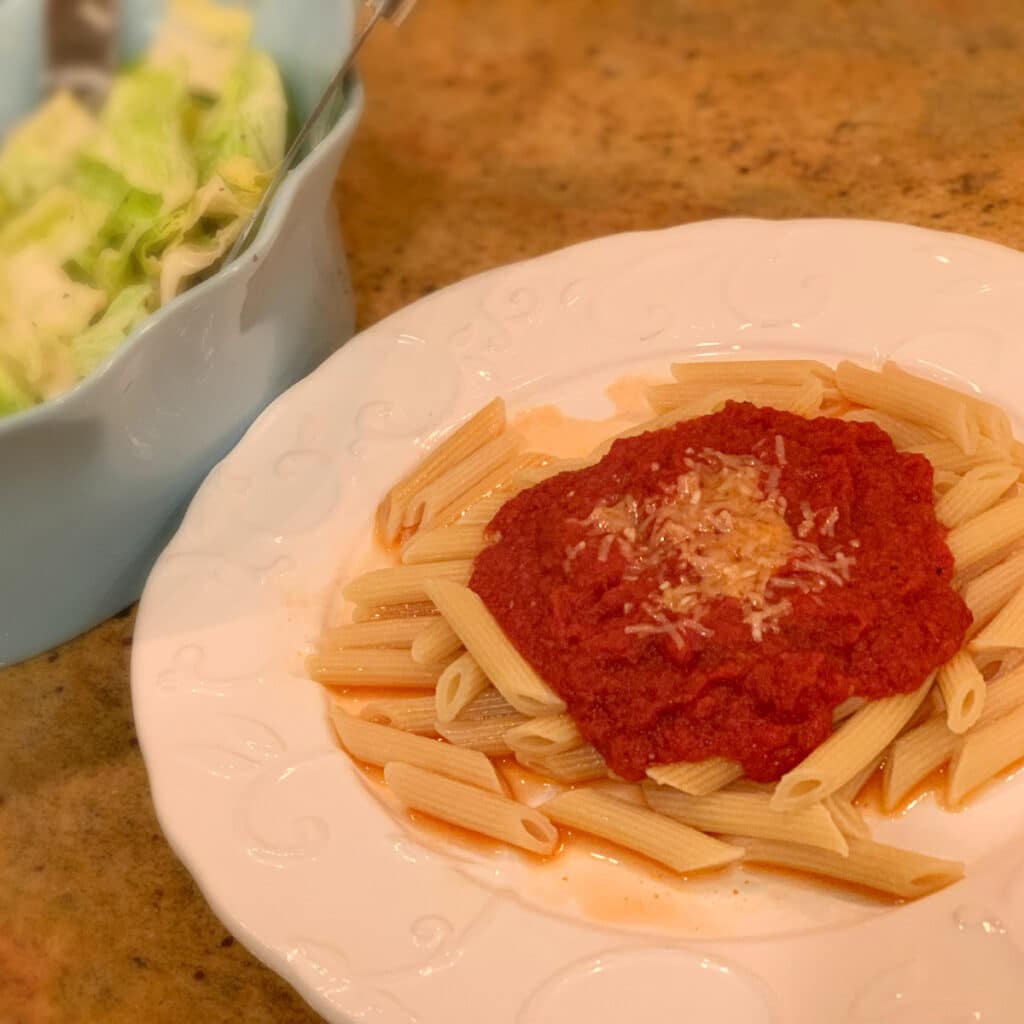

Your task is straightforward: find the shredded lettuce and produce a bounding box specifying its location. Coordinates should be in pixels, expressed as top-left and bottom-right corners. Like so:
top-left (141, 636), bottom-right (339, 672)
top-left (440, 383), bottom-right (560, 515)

top-left (0, 92), bottom-right (97, 219)
top-left (0, 0), bottom-right (289, 418)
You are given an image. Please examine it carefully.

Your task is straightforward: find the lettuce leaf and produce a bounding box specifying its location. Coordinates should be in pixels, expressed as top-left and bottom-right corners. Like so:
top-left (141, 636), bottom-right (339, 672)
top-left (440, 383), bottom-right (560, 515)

top-left (194, 50), bottom-right (287, 178)
top-left (85, 64), bottom-right (198, 214)
top-left (0, 92), bottom-right (97, 218)
top-left (71, 283), bottom-right (154, 378)
top-left (147, 0), bottom-right (253, 98)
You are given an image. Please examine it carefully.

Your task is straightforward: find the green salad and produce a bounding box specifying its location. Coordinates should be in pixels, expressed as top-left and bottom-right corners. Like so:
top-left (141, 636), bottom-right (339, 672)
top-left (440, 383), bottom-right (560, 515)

top-left (0, 0), bottom-right (288, 416)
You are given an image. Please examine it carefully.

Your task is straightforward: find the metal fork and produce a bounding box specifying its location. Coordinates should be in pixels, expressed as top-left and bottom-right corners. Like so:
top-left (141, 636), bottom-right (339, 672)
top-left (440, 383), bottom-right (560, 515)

top-left (227, 0), bottom-right (418, 262)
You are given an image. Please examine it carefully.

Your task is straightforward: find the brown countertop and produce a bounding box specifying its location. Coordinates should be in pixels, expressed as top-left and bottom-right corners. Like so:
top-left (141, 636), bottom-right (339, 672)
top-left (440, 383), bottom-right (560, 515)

top-left (4, 1), bottom-right (1024, 1020)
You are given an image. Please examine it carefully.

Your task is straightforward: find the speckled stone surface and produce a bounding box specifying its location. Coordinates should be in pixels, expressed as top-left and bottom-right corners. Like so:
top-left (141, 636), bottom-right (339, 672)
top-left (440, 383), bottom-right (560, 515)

top-left (4, 0), bottom-right (1024, 1019)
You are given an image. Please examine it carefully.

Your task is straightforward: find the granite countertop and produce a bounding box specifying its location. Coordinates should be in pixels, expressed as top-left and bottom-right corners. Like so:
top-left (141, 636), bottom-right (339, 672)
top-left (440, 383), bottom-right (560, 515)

top-left (3, 1), bottom-right (1024, 1020)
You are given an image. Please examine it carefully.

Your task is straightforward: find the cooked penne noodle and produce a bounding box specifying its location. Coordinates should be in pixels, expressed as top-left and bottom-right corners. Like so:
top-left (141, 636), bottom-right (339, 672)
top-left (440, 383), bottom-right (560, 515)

top-left (642, 781), bottom-right (848, 855)
top-left (882, 716), bottom-right (959, 811)
top-left (647, 382), bottom-right (815, 417)
top-left (384, 762), bottom-right (557, 854)
top-left (410, 616), bottom-right (464, 666)
top-left (331, 708), bottom-right (505, 793)
top-left (435, 652), bottom-right (492, 722)
top-left (948, 701), bottom-right (1024, 805)
top-left (743, 837), bottom-right (963, 899)
top-left (407, 433), bottom-right (523, 534)
top-left (932, 470), bottom-right (963, 495)
top-left (456, 492), bottom-right (513, 527)
top-left (504, 714), bottom-right (584, 759)
top-left (836, 756), bottom-right (884, 802)
top-left (351, 600), bottom-right (439, 623)
top-left (319, 617), bottom-right (432, 650)
top-left (772, 677), bottom-right (932, 811)
top-left (432, 450), bottom-right (548, 528)
top-left (962, 550), bottom-right (1024, 636)
top-left (934, 464), bottom-right (1019, 529)
top-left (946, 496), bottom-right (1024, 571)
top-left (840, 408), bottom-right (939, 449)
top-left (520, 744), bottom-right (608, 783)
top-left (823, 794), bottom-right (871, 839)
top-left (976, 662), bottom-right (1024, 723)
top-left (401, 523), bottom-right (489, 565)
top-left (937, 650), bottom-right (986, 732)
top-left (435, 713), bottom-right (529, 756)
top-left (836, 361), bottom-right (978, 454)
top-left (360, 696), bottom-right (439, 735)
top-left (670, 358), bottom-right (835, 386)
top-left (969, 581), bottom-right (1024, 652)
top-left (646, 757), bottom-right (744, 796)
top-left (904, 438), bottom-right (1010, 474)
top-left (344, 560), bottom-right (474, 608)
top-left (459, 686), bottom-right (519, 720)
top-left (542, 788), bottom-right (743, 873)
top-left (308, 649), bottom-right (440, 688)
top-left (376, 398), bottom-right (506, 544)
top-left (424, 580), bottom-right (566, 716)
top-left (882, 362), bottom-right (1013, 451)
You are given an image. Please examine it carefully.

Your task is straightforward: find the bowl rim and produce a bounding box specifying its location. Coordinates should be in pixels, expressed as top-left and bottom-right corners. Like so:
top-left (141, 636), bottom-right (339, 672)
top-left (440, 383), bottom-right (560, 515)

top-left (0, 70), bottom-right (365, 437)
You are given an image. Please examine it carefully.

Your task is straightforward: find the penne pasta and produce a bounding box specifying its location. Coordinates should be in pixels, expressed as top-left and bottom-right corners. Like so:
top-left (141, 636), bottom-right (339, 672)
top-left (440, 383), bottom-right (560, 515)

top-left (504, 714), bottom-right (584, 759)
top-left (969, 581), bottom-right (1024, 652)
top-left (882, 362), bottom-right (1013, 452)
top-left (772, 677), bottom-right (932, 811)
top-left (962, 550), bottom-right (1024, 637)
top-left (840, 408), bottom-right (939, 449)
top-left (351, 601), bottom-right (439, 623)
top-left (435, 652), bottom-right (492, 722)
top-left (432, 449), bottom-right (547, 528)
top-left (435, 713), bottom-right (529, 756)
top-left (511, 457), bottom-right (596, 489)
top-left (424, 580), bottom-right (566, 716)
top-left (319, 617), bottom-right (431, 650)
top-left (343, 560), bottom-right (474, 608)
top-left (646, 381), bottom-right (822, 418)
top-left (405, 433), bottom-right (523, 534)
top-left (904, 438), bottom-right (1010, 474)
top-left (937, 650), bottom-right (985, 732)
top-left (823, 794), bottom-right (871, 840)
top-left (519, 744), bottom-right (608, 783)
top-left (459, 687), bottom-right (519, 720)
top-left (743, 837), bottom-right (963, 899)
top-left (837, 756), bottom-right (884, 802)
top-left (376, 398), bottom-right (505, 544)
top-left (307, 649), bottom-right (440, 688)
top-left (934, 463), bottom-right (1019, 529)
top-left (948, 701), bottom-right (1024, 805)
top-left (384, 762), bottom-right (558, 854)
top-left (542, 788), bottom-right (743, 873)
top-left (331, 707), bottom-right (505, 793)
top-left (882, 716), bottom-right (959, 811)
top-left (670, 358), bottom-right (835, 386)
top-left (836, 361), bottom-right (978, 454)
top-left (410, 616), bottom-right (464, 666)
top-left (401, 523), bottom-right (489, 565)
top-left (642, 781), bottom-right (848, 855)
top-left (360, 696), bottom-right (439, 735)
top-left (946, 496), bottom-right (1024, 572)
top-left (456, 492), bottom-right (513, 527)
top-left (646, 758), bottom-right (744, 796)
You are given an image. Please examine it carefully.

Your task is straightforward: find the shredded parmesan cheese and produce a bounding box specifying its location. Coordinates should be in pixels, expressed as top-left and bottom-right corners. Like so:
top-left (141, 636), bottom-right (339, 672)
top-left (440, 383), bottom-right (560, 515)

top-left (566, 444), bottom-right (856, 646)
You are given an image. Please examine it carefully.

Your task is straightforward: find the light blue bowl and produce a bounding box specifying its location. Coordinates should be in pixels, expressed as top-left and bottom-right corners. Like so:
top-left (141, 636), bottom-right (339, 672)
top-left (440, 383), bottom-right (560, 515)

top-left (0, 0), bottom-right (363, 666)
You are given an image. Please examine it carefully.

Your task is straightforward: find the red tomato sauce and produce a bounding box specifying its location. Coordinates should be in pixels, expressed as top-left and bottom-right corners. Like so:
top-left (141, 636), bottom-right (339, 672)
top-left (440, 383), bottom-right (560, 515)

top-left (469, 402), bottom-right (972, 782)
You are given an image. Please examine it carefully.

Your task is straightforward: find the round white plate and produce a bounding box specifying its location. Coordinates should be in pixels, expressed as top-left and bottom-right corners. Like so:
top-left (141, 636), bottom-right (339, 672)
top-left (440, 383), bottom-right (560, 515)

top-left (133, 219), bottom-right (1024, 1024)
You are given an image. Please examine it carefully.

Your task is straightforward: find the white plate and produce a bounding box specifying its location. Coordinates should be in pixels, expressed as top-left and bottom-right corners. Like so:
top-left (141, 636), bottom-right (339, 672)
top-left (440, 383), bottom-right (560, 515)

top-left (132, 219), bottom-right (1024, 1024)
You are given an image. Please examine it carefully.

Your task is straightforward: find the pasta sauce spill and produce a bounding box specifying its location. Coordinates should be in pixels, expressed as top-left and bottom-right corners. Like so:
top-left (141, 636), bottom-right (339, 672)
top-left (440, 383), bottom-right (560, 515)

top-left (469, 403), bottom-right (972, 782)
